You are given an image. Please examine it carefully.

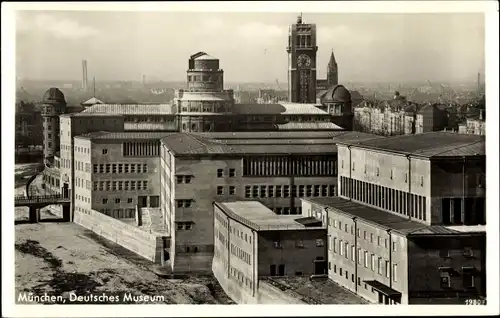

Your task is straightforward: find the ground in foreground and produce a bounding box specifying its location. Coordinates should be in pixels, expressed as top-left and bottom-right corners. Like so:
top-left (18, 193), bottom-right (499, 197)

top-left (14, 213), bottom-right (234, 305)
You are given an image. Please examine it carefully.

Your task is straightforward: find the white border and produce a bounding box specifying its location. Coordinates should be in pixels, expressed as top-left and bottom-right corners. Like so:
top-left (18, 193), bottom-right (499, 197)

top-left (2, 1), bottom-right (499, 317)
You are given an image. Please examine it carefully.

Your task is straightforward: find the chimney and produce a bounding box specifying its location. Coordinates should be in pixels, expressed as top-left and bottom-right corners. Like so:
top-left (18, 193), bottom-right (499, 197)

top-left (479, 109), bottom-right (484, 121)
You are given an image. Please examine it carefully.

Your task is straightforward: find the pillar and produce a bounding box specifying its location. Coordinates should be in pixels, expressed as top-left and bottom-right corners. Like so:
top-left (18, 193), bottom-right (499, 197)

top-left (29, 206), bottom-right (40, 223)
top-left (62, 204), bottom-right (71, 222)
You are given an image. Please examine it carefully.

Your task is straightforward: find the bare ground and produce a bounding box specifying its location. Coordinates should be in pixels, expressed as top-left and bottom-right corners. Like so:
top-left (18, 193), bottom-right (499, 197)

top-left (14, 207), bottom-right (234, 305)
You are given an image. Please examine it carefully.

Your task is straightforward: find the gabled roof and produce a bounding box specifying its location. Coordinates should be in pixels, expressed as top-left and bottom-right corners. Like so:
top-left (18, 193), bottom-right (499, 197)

top-left (81, 97), bottom-right (104, 105)
top-left (80, 103), bottom-right (176, 115)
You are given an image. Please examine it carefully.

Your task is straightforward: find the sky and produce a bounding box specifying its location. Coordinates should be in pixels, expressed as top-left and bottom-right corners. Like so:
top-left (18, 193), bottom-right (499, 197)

top-left (15, 11), bottom-right (485, 84)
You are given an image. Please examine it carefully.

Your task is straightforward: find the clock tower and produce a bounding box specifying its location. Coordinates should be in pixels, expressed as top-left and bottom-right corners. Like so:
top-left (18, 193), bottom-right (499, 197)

top-left (287, 14), bottom-right (318, 103)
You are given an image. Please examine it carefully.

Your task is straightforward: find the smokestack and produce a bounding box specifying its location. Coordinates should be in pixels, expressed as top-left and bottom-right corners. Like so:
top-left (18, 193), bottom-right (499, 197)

top-left (93, 77), bottom-right (96, 97)
top-left (143, 74), bottom-right (146, 87)
top-left (82, 60), bottom-right (88, 92)
top-left (477, 72), bottom-right (481, 95)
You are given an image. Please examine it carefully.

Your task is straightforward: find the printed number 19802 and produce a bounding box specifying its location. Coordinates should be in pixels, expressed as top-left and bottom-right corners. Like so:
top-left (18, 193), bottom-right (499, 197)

top-left (465, 299), bottom-right (486, 305)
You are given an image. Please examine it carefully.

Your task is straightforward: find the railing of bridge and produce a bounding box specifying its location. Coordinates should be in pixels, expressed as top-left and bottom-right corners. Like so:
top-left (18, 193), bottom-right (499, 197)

top-left (14, 193), bottom-right (70, 202)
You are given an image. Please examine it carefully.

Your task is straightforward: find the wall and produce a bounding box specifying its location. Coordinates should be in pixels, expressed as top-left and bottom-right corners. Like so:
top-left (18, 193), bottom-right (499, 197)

top-left (90, 139), bottom-right (161, 215)
top-left (73, 138), bottom-right (92, 215)
top-left (212, 259), bottom-right (305, 304)
top-left (338, 145), bottom-right (432, 225)
top-left (429, 158), bottom-right (486, 225)
top-left (74, 209), bottom-right (163, 263)
top-left (257, 229), bottom-right (327, 277)
top-left (407, 233), bottom-right (486, 303)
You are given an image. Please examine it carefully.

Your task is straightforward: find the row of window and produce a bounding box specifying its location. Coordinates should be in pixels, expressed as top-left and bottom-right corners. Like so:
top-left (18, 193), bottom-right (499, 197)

top-left (176, 175), bottom-right (193, 184)
top-left (230, 243), bottom-right (251, 265)
top-left (244, 184), bottom-right (337, 199)
top-left (340, 176), bottom-right (427, 222)
top-left (242, 156), bottom-right (337, 177)
top-left (273, 207), bottom-right (303, 215)
top-left (176, 199), bottom-right (194, 208)
top-left (229, 265), bottom-right (253, 291)
top-left (93, 163), bottom-right (148, 174)
top-left (343, 160), bottom-right (425, 186)
top-left (101, 197), bottom-right (134, 204)
top-left (216, 230), bottom-right (227, 247)
top-left (273, 238), bottom-right (324, 249)
top-left (177, 221), bottom-right (194, 231)
top-left (330, 262), bottom-right (399, 298)
top-left (75, 146), bottom-right (90, 154)
top-left (215, 212), bottom-right (228, 229)
top-left (76, 194), bottom-right (90, 203)
top-left (231, 226), bottom-right (252, 245)
top-left (329, 218), bottom-right (398, 251)
top-left (76, 177), bottom-right (91, 190)
top-left (93, 180), bottom-right (149, 191)
top-left (75, 161), bottom-right (91, 173)
top-left (217, 168), bottom-right (236, 178)
top-left (75, 206), bottom-right (91, 215)
top-left (440, 268), bottom-right (475, 289)
top-left (217, 186), bottom-right (236, 195)
top-left (122, 142), bottom-right (160, 157)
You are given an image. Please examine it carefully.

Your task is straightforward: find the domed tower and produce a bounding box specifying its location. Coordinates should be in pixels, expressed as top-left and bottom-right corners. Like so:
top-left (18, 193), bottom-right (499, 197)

top-left (175, 52), bottom-right (234, 132)
top-left (41, 88), bottom-right (66, 166)
top-left (323, 84), bottom-right (353, 130)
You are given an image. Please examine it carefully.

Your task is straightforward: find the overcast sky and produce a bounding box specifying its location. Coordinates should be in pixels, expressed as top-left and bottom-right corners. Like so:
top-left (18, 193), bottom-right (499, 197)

top-left (16, 11), bottom-right (485, 83)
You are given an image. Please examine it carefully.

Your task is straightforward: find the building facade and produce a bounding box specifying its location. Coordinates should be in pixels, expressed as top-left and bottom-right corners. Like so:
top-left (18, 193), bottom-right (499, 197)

top-left (212, 201), bottom-right (326, 303)
top-left (287, 15), bottom-right (318, 103)
top-left (302, 197), bottom-right (486, 305)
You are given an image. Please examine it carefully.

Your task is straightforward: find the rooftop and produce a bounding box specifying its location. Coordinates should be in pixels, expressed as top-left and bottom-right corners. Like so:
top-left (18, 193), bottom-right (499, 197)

top-left (276, 122), bottom-right (342, 130)
top-left (305, 197), bottom-right (485, 236)
top-left (233, 102), bottom-right (327, 115)
top-left (191, 131), bottom-right (341, 140)
top-left (337, 131), bottom-right (485, 158)
top-left (161, 133), bottom-right (336, 156)
top-left (80, 103), bottom-right (176, 115)
top-left (75, 131), bottom-right (175, 141)
top-left (215, 201), bottom-right (325, 231)
top-left (177, 93), bottom-right (226, 101)
top-left (81, 97), bottom-right (104, 106)
top-left (263, 277), bottom-right (368, 304)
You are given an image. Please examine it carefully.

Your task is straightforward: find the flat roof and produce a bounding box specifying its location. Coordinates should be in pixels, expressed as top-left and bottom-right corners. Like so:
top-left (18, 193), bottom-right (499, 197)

top-left (191, 131), bottom-right (341, 140)
top-left (304, 197), bottom-right (485, 236)
top-left (161, 133), bottom-right (336, 156)
top-left (233, 102), bottom-right (327, 115)
top-left (75, 131), bottom-right (175, 141)
top-left (337, 131), bottom-right (485, 158)
top-left (215, 201), bottom-right (324, 231)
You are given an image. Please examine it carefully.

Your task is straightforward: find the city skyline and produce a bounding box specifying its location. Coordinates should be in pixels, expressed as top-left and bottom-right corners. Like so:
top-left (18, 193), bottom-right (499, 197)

top-left (16, 11), bottom-right (485, 84)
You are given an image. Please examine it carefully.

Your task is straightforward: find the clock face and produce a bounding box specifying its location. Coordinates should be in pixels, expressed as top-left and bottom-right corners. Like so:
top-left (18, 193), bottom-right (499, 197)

top-left (297, 54), bottom-right (311, 68)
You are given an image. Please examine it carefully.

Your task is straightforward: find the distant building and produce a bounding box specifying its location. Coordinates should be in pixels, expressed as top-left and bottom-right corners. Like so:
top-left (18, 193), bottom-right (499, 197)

top-left (15, 101), bottom-right (43, 148)
top-left (212, 201), bottom-right (326, 303)
top-left (81, 97), bottom-right (104, 108)
top-left (458, 110), bottom-right (486, 136)
top-left (287, 15), bottom-right (318, 103)
top-left (415, 104), bottom-right (448, 134)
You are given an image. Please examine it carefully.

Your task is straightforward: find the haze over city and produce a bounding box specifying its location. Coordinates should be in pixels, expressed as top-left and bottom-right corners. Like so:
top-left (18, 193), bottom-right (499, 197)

top-left (16, 11), bottom-right (485, 84)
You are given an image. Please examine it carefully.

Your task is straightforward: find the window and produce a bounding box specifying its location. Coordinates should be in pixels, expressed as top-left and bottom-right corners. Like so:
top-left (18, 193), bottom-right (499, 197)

top-left (268, 185), bottom-right (274, 197)
top-left (229, 186), bottom-right (235, 195)
top-left (339, 240), bottom-right (344, 256)
top-left (315, 239), bottom-right (324, 247)
top-left (440, 271), bottom-right (451, 288)
top-left (385, 260), bottom-right (390, 278)
top-left (177, 176), bottom-right (184, 184)
top-left (393, 263), bottom-right (398, 282)
top-left (177, 223), bottom-right (184, 230)
top-left (283, 185), bottom-right (290, 198)
top-left (115, 198), bottom-right (121, 204)
top-left (377, 236), bottom-right (381, 246)
top-left (217, 169), bottom-right (223, 177)
top-left (462, 267), bottom-right (475, 288)
top-left (339, 268), bottom-right (343, 276)
top-left (371, 254), bottom-right (376, 271)
top-left (217, 186), bottom-right (224, 195)
top-left (185, 223), bottom-right (192, 230)
top-left (245, 186), bottom-right (251, 198)
top-left (364, 231), bottom-right (367, 240)
top-left (378, 257), bottom-right (383, 275)
top-left (463, 247), bottom-right (474, 257)
top-left (102, 149), bottom-right (108, 154)
top-left (127, 198), bottom-right (133, 203)
top-left (333, 220), bottom-right (338, 228)
top-left (392, 242), bottom-right (397, 252)
top-left (229, 169), bottom-right (235, 177)
top-left (102, 198), bottom-right (108, 204)
top-left (344, 224), bottom-right (348, 233)
top-left (370, 233), bottom-right (374, 243)
top-left (358, 248), bottom-right (363, 265)
top-left (333, 238), bottom-right (337, 253)
top-left (351, 245), bottom-right (355, 262)
top-left (276, 186), bottom-right (282, 197)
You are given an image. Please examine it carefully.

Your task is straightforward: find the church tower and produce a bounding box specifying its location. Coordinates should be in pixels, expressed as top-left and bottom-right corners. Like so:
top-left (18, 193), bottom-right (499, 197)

top-left (327, 50), bottom-right (338, 87)
top-left (287, 14), bottom-right (318, 103)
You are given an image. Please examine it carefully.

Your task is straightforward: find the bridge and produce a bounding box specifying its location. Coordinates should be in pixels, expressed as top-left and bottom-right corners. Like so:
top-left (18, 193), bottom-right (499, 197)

top-left (15, 193), bottom-right (71, 223)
